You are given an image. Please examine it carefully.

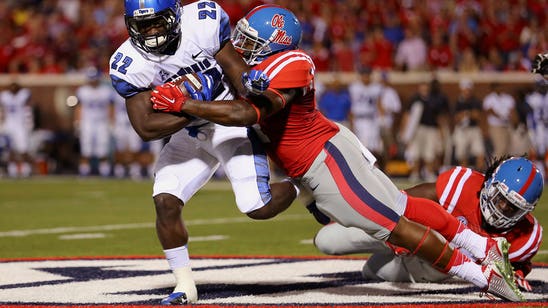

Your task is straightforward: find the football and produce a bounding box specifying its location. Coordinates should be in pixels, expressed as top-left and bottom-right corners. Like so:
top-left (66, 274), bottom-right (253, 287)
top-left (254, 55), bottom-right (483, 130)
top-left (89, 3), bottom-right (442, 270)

top-left (172, 73), bottom-right (203, 93)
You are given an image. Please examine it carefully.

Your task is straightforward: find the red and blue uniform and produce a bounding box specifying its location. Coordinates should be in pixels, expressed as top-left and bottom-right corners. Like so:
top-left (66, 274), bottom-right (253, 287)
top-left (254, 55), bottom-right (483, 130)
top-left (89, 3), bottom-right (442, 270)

top-left (437, 166), bottom-right (543, 277)
top-left (254, 49), bottom-right (406, 241)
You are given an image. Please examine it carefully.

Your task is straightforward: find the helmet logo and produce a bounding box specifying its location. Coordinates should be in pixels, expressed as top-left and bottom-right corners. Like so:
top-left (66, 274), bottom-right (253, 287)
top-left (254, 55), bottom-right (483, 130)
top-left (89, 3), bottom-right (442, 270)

top-left (134, 8), bottom-right (155, 16)
top-left (271, 14), bottom-right (292, 46)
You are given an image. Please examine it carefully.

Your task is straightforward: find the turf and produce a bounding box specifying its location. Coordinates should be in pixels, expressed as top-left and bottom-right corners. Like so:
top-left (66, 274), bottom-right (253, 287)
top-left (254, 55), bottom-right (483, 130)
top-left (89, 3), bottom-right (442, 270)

top-left (0, 177), bottom-right (546, 263)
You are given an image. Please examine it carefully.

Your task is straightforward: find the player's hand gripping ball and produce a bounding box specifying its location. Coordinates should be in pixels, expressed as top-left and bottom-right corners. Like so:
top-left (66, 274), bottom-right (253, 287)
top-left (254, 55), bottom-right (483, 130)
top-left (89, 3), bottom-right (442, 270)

top-left (151, 72), bottom-right (214, 112)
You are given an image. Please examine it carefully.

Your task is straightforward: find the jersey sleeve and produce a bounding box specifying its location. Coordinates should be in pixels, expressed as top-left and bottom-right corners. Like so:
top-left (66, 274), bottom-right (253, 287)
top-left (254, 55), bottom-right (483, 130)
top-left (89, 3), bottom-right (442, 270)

top-left (508, 216), bottom-right (543, 276)
top-left (259, 51), bottom-right (314, 89)
top-left (435, 166), bottom-right (484, 214)
top-left (435, 167), bottom-right (458, 211)
top-left (217, 5), bottom-right (231, 46)
top-left (184, 1), bottom-right (230, 58)
top-left (109, 42), bottom-right (155, 98)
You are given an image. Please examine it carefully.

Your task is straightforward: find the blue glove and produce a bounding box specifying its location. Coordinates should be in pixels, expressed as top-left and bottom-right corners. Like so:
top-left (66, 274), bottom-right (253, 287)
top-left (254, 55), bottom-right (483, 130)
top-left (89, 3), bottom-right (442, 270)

top-left (242, 70), bottom-right (270, 95)
top-left (183, 72), bottom-right (214, 101)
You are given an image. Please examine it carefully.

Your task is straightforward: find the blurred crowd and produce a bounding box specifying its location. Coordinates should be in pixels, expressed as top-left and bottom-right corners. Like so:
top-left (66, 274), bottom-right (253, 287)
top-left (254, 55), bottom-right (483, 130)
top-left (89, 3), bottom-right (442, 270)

top-left (316, 69), bottom-right (548, 182)
top-left (0, 0), bottom-right (547, 179)
top-left (0, 0), bottom-right (546, 74)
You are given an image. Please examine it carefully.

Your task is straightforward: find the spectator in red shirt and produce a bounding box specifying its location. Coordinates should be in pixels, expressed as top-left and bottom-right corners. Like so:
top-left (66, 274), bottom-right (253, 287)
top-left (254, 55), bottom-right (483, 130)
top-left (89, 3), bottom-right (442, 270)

top-left (310, 41), bottom-right (331, 72)
top-left (371, 26), bottom-right (394, 70)
top-left (332, 35), bottom-right (356, 72)
top-left (428, 30), bottom-right (453, 71)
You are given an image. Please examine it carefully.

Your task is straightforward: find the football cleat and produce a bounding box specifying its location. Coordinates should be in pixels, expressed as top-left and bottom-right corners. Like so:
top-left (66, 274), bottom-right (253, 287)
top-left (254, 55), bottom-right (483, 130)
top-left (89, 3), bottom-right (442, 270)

top-left (481, 261), bottom-right (525, 302)
top-left (481, 237), bottom-right (509, 266)
top-left (161, 292), bottom-right (188, 305)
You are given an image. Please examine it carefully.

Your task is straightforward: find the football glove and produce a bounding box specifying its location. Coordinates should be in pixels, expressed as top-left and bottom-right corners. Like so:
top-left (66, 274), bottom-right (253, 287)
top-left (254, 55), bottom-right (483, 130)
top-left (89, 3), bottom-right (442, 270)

top-left (514, 270), bottom-right (532, 292)
top-left (531, 53), bottom-right (548, 75)
top-left (184, 72), bottom-right (214, 101)
top-left (305, 201), bottom-right (331, 225)
top-left (242, 70), bottom-right (270, 95)
top-left (150, 82), bottom-right (188, 113)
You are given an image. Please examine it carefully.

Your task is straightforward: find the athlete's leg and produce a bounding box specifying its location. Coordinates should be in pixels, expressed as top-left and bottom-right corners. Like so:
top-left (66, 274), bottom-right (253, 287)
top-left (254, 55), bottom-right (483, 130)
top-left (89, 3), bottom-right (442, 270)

top-left (388, 217), bottom-right (490, 288)
top-left (213, 125), bottom-right (297, 219)
top-left (153, 132), bottom-right (220, 303)
top-left (247, 180), bottom-right (297, 219)
top-left (363, 251), bottom-right (450, 282)
top-left (303, 125), bottom-right (522, 300)
top-left (314, 223), bottom-right (388, 255)
top-left (404, 195), bottom-right (489, 262)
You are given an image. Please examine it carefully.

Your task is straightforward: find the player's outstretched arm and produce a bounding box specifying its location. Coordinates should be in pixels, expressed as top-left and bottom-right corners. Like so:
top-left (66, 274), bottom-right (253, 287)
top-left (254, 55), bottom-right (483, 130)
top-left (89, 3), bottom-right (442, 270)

top-left (151, 77), bottom-right (297, 127)
top-left (126, 90), bottom-right (192, 141)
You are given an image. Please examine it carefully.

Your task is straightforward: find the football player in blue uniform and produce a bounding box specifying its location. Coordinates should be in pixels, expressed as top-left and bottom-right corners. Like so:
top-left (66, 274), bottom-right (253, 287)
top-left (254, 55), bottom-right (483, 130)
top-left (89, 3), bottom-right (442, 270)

top-left (110, 0), bottom-right (295, 304)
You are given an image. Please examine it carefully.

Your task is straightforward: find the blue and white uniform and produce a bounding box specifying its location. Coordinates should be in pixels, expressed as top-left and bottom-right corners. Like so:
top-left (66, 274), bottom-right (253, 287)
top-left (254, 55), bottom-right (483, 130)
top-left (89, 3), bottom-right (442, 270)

top-left (348, 79), bottom-right (383, 153)
top-left (75, 82), bottom-right (113, 159)
top-left (109, 1), bottom-right (271, 213)
top-left (0, 88), bottom-right (32, 154)
top-left (112, 93), bottom-right (142, 153)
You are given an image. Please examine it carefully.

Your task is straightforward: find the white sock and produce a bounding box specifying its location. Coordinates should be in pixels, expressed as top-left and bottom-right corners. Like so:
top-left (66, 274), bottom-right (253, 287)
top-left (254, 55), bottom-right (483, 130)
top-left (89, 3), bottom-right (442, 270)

top-left (7, 162), bottom-right (18, 177)
top-left (450, 223), bottom-right (487, 261)
top-left (20, 162), bottom-right (32, 177)
top-left (129, 162), bottom-right (141, 179)
top-left (447, 258), bottom-right (487, 288)
top-left (98, 161), bottom-right (111, 177)
top-left (114, 164), bottom-right (126, 178)
top-left (164, 246), bottom-right (198, 302)
top-left (79, 163), bottom-right (91, 176)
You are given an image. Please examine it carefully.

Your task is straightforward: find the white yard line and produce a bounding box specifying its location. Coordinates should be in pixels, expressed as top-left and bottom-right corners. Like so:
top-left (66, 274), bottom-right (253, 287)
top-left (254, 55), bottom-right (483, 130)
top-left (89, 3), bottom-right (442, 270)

top-left (58, 233), bottom-right (228, 241)
top-left (0, 214), bottom-right (309, 237)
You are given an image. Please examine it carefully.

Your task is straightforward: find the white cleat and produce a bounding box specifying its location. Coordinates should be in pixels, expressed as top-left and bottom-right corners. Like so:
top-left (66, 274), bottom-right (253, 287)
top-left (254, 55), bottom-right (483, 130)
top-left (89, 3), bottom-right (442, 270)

top-left (481, 261), bottom-right (525, 302)
top-left (481, 237), bottom-right (509, 265)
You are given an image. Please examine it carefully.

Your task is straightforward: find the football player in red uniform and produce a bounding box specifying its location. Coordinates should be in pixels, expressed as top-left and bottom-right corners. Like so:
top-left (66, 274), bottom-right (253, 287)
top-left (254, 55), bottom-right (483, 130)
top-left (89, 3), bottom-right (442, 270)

top-left (149, 4), bottom-right (526, 301)
top-left (314, 156), bottom-right (543, 292)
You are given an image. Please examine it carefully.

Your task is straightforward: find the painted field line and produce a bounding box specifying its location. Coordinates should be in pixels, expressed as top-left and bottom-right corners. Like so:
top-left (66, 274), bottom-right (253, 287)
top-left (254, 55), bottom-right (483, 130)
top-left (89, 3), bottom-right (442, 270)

top-left (0, 214), bottom-right (309, 237)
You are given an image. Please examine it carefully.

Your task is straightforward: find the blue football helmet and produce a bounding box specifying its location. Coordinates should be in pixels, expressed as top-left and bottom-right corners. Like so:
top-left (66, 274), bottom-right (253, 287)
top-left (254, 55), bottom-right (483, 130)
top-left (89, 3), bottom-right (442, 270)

top-left (124, 0), bottom-right (181, 54)
top-left (480, 157), bottom-right (544, 229)
top-left (231, 4), bottom-right (302, 65)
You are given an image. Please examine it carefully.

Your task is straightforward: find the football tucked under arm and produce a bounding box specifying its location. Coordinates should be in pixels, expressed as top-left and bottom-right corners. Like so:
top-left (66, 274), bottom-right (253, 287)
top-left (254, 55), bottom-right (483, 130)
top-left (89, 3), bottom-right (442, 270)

top-left (150, 72), bottom-right (214, 113)
top-left (172, 73), bottom-right (203, 93)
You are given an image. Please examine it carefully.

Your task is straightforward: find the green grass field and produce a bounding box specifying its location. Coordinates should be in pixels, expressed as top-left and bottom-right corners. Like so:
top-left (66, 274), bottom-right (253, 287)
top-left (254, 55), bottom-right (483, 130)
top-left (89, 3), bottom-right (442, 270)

top-left (0, 177), bottom-right (546, 263)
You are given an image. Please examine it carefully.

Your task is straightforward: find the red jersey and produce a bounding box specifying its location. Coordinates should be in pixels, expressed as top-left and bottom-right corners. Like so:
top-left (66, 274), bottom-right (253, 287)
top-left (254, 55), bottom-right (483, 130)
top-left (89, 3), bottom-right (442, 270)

top-left (436, 166), bottom-right (543, 276)
top-left (253, 50), bottom-right (339, 177)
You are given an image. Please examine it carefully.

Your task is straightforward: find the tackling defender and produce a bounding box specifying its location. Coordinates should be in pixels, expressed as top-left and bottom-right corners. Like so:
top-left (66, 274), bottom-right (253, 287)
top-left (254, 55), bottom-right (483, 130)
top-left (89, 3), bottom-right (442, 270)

top-left (149, 4), bottom-right (525, 301)
top-left (110, 0), bottom-right (297, 304)
top-left (314, 156), bottom-right (543, 292)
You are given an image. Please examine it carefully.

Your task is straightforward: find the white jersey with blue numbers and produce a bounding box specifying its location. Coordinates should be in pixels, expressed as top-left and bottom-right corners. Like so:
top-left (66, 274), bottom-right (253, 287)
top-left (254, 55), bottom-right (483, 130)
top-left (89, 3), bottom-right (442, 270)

top-left (108, 1), bottom-right (275, 214)
top-left (0, 88), bottom-right (32, 153)
top-left (76, 84), bottom-right (114, 124)
top-left (109, 1), bottom-right (233, 128)
top-left (0, 88), bottom-right (31, 130)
